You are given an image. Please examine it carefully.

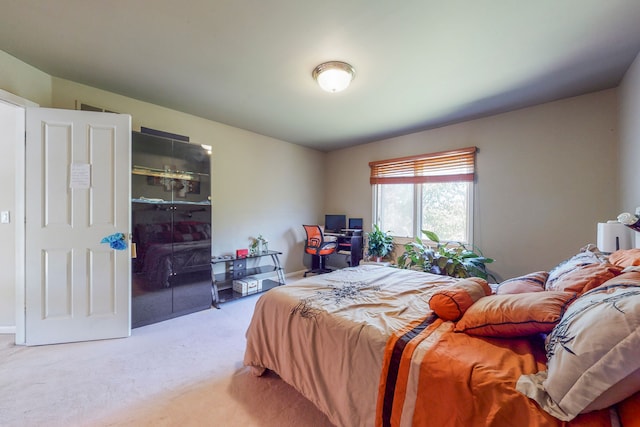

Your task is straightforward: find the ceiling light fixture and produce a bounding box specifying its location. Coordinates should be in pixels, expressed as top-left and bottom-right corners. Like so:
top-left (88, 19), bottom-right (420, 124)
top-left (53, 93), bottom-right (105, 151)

top-left (312, 61), bottom-right (356, 93)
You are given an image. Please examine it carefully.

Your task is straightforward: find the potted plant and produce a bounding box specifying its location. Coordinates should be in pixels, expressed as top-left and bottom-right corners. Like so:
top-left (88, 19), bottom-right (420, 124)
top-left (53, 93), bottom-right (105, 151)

top-left (366, 224), bottom-right (394, 262)
top-left (397, 230), bottom-right (494, 280)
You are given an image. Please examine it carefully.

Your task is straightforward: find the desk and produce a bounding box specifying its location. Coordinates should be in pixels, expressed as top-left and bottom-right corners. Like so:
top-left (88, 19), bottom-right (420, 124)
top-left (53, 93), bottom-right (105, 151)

top-left (211, 251), bottom-right (285, 307)
top-left (323, 232), bottom-right (363, 268)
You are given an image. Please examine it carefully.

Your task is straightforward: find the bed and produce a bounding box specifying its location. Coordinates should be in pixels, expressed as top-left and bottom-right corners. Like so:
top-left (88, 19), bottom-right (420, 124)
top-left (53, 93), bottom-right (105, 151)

top-left (244, 248), bottom-right (640, 427)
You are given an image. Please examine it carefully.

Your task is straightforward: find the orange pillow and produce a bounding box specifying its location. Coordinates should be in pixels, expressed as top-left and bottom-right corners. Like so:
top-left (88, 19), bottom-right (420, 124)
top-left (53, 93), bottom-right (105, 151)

top-left (454, 292), bottom-right (577, 337)
top-left (546, 249), bottom-right (605, 290)
top-left (591, 270), bottom-right (640, 292)
top-left (545, 263), bottom-right (621, 295)
top-left (609, 249), bottom-right (640, 268)
top-left (495, 271), bottom-right (548, 295)
top-left (429, 277), bottom-right (491, 321)
top-left (618, 391), bottom-right (640, 427)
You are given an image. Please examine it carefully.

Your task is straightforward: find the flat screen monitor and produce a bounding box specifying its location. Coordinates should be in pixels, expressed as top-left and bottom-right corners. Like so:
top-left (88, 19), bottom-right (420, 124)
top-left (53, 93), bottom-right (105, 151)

top-left (348, 218), bottom-right (363, 229)
top-left (324, 214), bottom-right (346, 233)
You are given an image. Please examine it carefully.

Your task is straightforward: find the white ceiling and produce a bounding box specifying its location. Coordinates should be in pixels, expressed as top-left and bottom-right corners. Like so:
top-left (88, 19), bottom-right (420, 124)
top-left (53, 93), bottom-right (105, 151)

top-left (2, 1), bottom-right (640, 152)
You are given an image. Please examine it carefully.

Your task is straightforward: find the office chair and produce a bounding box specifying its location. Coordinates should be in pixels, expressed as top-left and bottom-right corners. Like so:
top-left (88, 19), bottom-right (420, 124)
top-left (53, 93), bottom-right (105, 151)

top-left (303, 224), bottom-right (338, 277)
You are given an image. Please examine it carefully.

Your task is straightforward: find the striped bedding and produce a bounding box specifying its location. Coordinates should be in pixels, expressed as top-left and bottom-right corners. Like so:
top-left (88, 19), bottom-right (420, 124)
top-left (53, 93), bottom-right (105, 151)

top-left (243, 265), bottom-right (619, 427)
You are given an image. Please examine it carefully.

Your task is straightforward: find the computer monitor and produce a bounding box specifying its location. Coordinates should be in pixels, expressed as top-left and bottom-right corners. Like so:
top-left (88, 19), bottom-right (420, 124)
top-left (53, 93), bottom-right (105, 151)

top-left (324, 214), bottom-right (346, 233)
top-left (348, 218), bottom-right (363, 229)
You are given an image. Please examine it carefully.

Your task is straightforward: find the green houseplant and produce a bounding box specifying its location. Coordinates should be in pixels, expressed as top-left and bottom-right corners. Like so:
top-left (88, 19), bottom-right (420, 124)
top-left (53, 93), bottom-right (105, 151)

top-left (397, 230), bottom-right (494, 280)
top-left (366, 224), bottom-right (394, 261)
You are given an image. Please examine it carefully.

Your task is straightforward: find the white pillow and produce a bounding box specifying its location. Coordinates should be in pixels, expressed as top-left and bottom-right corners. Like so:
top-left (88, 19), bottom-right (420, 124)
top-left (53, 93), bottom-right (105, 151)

top-left (516, 273), bottom-right (640, 421)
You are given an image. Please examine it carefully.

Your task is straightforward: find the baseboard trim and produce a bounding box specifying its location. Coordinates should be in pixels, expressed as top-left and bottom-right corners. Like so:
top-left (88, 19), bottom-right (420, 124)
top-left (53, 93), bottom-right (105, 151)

top-left (0, 272), bottom-right (306, 336)
top-left (0, 326), bottom-right (16, 335)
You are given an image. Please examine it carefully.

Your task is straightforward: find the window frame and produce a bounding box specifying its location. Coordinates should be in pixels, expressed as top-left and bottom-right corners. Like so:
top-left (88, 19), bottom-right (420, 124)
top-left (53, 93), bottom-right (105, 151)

top-left (370, 147), bottom-right (476, 244)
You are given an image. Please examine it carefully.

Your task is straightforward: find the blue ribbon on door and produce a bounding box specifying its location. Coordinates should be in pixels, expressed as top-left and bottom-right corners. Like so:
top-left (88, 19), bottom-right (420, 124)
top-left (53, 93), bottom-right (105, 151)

top-left (100, 233), bottom-right (127, 250)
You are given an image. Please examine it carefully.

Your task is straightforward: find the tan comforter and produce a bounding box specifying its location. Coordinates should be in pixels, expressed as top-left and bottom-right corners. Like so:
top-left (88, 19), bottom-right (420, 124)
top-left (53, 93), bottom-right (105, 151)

top-left (243, 265), bottom-right (617, 427)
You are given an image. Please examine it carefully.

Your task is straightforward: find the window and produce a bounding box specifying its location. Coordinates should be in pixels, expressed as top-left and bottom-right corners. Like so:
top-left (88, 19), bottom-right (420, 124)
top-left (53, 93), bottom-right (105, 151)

top-left (370, 147), bottom-right (476, 243)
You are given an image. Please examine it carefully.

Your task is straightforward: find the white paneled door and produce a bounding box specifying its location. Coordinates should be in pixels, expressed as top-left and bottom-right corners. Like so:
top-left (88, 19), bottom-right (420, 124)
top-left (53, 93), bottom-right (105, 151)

top-left (25, 108), bottom-right (131, 345)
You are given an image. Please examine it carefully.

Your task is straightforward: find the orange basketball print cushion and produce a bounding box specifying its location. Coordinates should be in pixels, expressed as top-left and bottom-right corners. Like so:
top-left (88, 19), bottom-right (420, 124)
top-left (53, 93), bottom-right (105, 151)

top-left (429, 277), bottom-right (491, 321)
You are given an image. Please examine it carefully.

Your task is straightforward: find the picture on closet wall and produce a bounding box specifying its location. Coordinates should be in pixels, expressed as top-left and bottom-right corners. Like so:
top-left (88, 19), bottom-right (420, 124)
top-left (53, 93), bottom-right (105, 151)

top-left (172, 179), bottom-right (201, 197)
top-left (146, 176), bottom-right (201, 197)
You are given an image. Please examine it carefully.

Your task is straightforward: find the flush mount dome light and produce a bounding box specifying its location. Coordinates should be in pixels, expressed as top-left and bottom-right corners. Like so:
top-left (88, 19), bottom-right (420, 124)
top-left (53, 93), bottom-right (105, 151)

top-left (312, 61), bottom-right (356, 93)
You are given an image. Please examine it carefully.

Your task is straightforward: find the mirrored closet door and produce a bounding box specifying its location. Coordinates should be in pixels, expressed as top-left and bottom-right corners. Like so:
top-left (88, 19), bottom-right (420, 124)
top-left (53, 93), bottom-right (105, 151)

top-left (131, 130), bottom-right (212, 328)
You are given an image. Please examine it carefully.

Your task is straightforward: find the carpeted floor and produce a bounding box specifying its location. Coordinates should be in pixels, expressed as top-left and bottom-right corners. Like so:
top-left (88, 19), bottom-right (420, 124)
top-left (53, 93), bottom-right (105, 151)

top-left (0, 289), bottom-right (335, 427)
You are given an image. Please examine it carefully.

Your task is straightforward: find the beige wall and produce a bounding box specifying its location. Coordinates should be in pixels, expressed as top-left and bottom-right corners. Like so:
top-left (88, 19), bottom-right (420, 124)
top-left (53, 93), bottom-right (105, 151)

top-left (0, 100), bottom-right (23, 330)
top-left (50, 78), bottom-right (326, 272)
top-left (326, 90), bottom-right (620, 281)
top-left (619, 51), bottom-right (640, 214)
top-left (0, 52), bottom-right (52, 330)
top-left (0, 51), bottom-right (325, 329)
top-left (0, 51), bottom-right (52, 106)
top-left (1, 46), bottom-right (638, 329)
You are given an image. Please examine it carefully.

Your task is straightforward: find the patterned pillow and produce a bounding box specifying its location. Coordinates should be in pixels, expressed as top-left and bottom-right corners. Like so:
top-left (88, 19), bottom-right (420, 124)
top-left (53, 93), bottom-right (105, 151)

top-left (428, 277), bottom-right (491, 321)
top-left (135, 223), bottom-right (171, 246)
top-left (175, 222), bottom-right (193, 234)
top-left (190, 222), bottom-right (211, 239)
top-left (137, 222), bottom-right (211, 245)
top-left (609, 249), bottom-right (640, 268)
top-left (516, 272), bottom-right (640, 421)
top-left (546, 249), bottom-right (607, 291)
top-left (545, 263), bottom-right (621, 295)
top-left (173, 232), bottom-right (198, 242)
top-left (454, 291), bottom-right (576, 337)
top-left (495, 271), bottom-right (548, 295)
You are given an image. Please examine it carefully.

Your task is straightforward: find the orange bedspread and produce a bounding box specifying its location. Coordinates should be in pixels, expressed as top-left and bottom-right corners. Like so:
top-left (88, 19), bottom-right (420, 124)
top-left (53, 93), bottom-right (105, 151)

top-left (376, 314), bottom-right (616, 427)
top-left (244, 266), bottom-right (622, 427)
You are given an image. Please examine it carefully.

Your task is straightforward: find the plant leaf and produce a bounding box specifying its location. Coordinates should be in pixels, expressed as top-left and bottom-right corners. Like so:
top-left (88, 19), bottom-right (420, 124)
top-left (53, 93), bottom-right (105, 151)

top-left (423, 230), bottom-right (439, 243)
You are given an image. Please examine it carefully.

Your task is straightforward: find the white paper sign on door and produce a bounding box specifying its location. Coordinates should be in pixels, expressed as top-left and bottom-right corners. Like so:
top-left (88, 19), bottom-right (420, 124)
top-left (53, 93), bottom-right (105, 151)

top-left (70, 163), bottom-right (91, 189)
